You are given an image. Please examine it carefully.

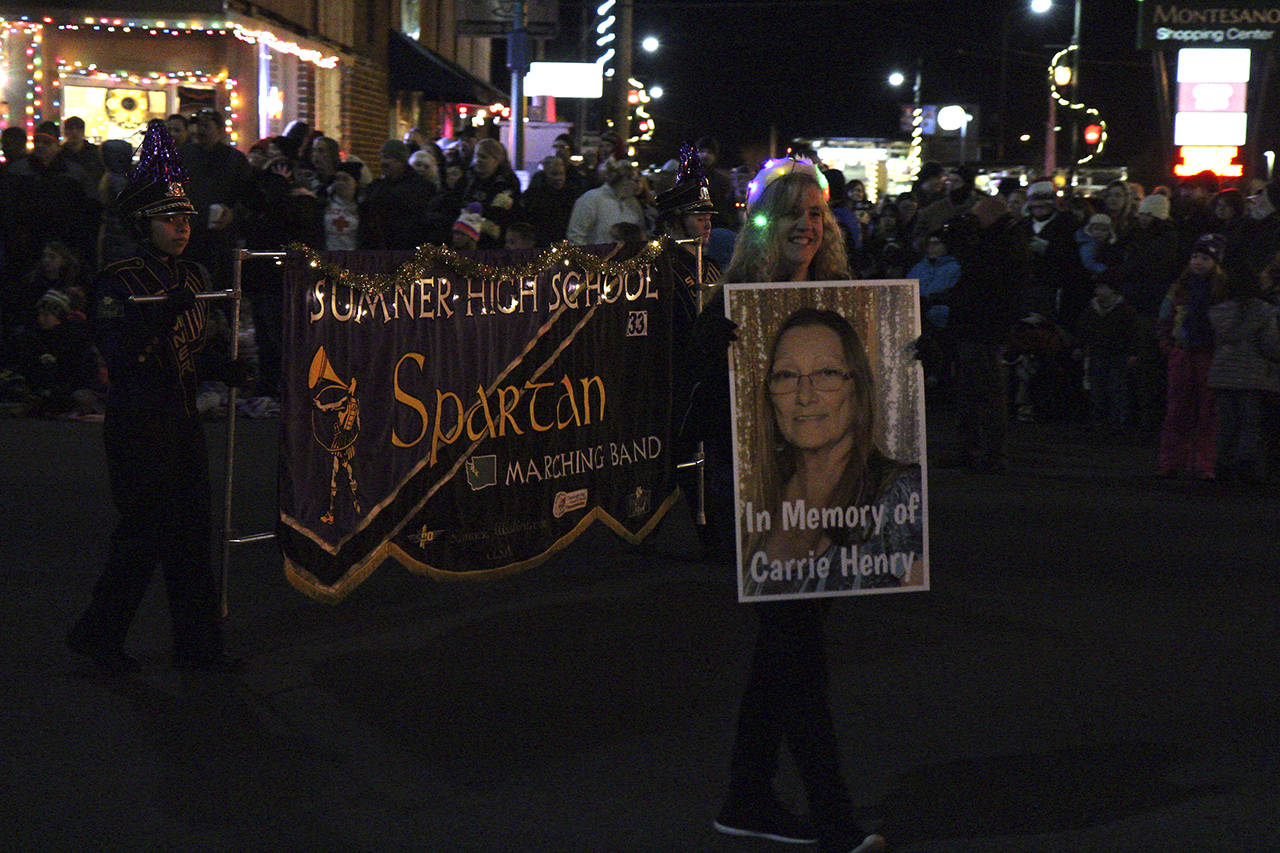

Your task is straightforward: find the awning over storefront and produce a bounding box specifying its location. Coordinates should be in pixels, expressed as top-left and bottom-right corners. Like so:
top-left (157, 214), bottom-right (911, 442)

top-left (388, 30), bottom-right (506, 106)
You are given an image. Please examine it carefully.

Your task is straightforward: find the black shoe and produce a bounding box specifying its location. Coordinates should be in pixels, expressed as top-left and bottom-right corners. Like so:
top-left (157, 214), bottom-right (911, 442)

top-left (172, 651), bottom-right (245, 673)
top-left (66, 626), bottom-right (140, 674)
top-left (714, 795), bottom-right (818, 844)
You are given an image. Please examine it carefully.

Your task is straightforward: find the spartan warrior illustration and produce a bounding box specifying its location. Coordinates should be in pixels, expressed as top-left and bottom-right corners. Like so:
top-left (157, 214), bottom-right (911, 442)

top-left (309, 347), bottom-right (362, 524)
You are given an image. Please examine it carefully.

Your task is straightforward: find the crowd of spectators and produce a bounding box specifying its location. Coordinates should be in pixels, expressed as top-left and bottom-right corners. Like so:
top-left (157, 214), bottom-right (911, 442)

top-left (2, 115), bottom-right (1277, 485)
top-left (873, 163), bottom-right (1280, 486)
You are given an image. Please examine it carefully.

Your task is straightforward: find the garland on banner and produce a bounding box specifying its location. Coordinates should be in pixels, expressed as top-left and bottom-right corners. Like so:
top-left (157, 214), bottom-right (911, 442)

top-left (286, 238), bottom-right (671, 295)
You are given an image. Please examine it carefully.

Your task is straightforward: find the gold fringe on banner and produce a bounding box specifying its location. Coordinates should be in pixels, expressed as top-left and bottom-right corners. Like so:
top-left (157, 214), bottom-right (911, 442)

top-left (286, 238), bottom-right (671, 295)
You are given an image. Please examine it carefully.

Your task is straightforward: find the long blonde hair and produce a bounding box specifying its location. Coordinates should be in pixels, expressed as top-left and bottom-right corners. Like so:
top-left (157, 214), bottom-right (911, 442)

top-left (723, 171), bottom-right (849, 284)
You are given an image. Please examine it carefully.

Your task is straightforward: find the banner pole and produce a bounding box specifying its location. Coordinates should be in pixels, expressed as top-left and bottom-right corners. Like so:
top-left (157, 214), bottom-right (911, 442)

top-left (218, 250), bottom-right (246, 618)
top-left (694, 240), bottom-right (707, 526)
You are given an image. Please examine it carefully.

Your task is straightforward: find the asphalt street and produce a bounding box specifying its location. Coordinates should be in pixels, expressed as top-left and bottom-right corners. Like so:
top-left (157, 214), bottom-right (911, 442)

top-left (2, 413), bottom-right (1278, 852)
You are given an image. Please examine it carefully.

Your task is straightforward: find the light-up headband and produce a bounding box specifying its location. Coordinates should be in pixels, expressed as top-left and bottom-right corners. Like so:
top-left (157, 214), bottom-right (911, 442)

top-left (744, 156), bottom-right (830, 209)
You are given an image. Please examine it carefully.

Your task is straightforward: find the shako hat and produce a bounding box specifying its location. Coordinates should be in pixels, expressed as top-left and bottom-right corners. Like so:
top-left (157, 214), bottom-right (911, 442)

top-left (656, 142), bottom-right (716, 219)
top-left (115, 119), bottom-right (198, 220)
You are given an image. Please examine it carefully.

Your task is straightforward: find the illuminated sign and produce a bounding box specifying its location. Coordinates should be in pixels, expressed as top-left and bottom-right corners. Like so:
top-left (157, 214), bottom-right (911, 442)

top-left (1174, 145), bottom-right (1244, 177)
top-left (1177, 81), bottom-right (1247, 111)
top-left (1174, 47), bottom-right (1249, 147)
top-left (524, 62), bottom-right (602, 98)
top-left (1175, 111), bottom-right (1248, 145)
top-left (1177, 47), bottom-right (1251, 81)
top-left (1138, 2), bottom-right (1280, 49)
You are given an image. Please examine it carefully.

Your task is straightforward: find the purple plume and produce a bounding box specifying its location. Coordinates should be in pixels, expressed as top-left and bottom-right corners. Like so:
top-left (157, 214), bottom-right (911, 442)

top-left (131, 118), bottom-right (188, 184)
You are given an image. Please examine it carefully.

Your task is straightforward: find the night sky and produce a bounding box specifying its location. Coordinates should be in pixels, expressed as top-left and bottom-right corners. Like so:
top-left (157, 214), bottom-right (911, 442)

top-left (545, 0), bottom-right (1159, 171)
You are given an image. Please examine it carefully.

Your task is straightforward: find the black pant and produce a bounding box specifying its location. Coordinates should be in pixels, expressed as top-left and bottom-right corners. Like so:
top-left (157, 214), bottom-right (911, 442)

top-left (72, 409), bottom-right (222, 657)
top-left (728, 599), bottom-right (853, 824)
top-left (955, 339), bottom-right (1008, 458)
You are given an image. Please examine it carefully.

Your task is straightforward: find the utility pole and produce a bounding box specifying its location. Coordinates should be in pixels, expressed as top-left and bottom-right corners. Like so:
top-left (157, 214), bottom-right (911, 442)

top-left (613, 0), bottom-right (633, 141)
top-left (1067, 0), bottom-right (1081, 191)
top-left (507, 0), bottom-right (530, 168)
top-left (1044, 90), bottom-right (1056, 177)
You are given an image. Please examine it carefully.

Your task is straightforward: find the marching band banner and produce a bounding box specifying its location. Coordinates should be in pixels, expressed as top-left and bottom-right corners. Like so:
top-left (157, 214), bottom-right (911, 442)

top-left (277, 244), bottom-right (680, 601)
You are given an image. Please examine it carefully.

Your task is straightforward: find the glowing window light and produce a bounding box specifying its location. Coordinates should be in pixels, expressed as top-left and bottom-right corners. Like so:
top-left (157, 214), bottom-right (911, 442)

top-left (265, 85), bottom-right (284, 120)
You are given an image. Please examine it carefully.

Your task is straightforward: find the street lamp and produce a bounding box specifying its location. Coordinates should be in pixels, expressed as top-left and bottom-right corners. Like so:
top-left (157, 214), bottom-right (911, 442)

top-left (1034, 0), bottom-right (1084, 185)
top-left (888, 71), bottom-right (905, 88)
top-left (641, 35), bottom-right (659, 52)
top-left (937, 105), bottom-right (973, 163)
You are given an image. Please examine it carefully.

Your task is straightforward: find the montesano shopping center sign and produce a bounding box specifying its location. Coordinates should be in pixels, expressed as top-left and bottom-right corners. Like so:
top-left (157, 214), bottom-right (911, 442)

top-left (1138, 0), bottom-right (1280, 48)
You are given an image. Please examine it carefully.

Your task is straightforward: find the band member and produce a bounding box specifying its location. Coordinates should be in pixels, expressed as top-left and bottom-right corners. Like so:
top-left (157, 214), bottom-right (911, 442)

top-left (66, 120), bottom-right (247, 674)
top-left (656, 142), bottom-right (723, 316)
top-left (660, 143), bottom-right (726, 559)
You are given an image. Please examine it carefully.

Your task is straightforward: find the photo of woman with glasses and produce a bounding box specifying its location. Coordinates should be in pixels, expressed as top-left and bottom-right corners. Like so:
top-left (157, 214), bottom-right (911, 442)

top-left (741, 306), bottom-right (922, 598)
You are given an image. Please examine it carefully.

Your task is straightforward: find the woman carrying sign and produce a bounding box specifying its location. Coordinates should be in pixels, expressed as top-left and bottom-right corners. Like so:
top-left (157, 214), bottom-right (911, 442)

top-left (695, 158), bottom-right (887, 853)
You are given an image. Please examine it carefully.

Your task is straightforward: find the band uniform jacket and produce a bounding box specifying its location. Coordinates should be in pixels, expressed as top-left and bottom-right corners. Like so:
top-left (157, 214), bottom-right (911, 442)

top-left (95, 245), bottom-right (210, 418)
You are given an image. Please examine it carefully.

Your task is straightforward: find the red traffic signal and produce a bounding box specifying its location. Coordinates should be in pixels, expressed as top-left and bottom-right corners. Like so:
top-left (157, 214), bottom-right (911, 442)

top-left (1083, 124), bottom-right (1102, 146)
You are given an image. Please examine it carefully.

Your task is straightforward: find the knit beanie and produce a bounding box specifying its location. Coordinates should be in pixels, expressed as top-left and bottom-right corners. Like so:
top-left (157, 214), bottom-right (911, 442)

top-left (37, 288), bottom-right (71, 317)
top-left (379, 139), bottom-right (410, 162)
top-left (1137, 193), bottom-right (1170, 220)
top-left (1026, 180), bottom-right (1056, 201)
top-left (1190, 232), bottom-right (1225, 265)
top-left (453, 202), bottom-right (484, 242)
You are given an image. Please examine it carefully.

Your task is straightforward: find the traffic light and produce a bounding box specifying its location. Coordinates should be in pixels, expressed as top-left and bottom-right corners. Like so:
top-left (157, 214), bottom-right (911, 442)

top-left (1083, 123), bottom-right (1102, 147)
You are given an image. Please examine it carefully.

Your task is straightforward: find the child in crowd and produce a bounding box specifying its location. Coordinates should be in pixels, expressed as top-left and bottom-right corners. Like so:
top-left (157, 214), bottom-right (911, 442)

top-left (1074, 272), bottom-right (1138, 433)
top-left (20, 288), bottom-right (105, 418)
top-left (451, 203), bottom-right (484, 252)
top-left (908, 229), bottom-right (961, 391)
top-left (16, 241), bottom-right (85, 332)
top-left (1156, 233), bottom-right (1227, 479)
top-left (1206, 274), bottom-right (1280, 483)
top-left (1077, 213), bottom-right (1120, 274)
top-left (910, 229), bottom-right (961, 330)
top-left (504, 221), bottom-right (537, 251)
top-left (323, 170), bottom-right (361, 251)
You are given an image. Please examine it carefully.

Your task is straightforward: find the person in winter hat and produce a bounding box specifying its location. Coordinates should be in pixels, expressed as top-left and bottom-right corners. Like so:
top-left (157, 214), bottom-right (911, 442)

top-left (1137, 193), bottom-right (1170, 221)
top-left (1074, 270), bottom-right (1139, 433)
top-left (451, 202), bottom-right (484, 251)
top-left (1155, 232), bottom-right (1227, 479)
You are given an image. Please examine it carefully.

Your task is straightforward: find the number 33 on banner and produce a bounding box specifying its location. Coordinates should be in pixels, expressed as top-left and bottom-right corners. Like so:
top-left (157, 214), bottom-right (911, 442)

top-left (626, 311), bottom-right (648, 337)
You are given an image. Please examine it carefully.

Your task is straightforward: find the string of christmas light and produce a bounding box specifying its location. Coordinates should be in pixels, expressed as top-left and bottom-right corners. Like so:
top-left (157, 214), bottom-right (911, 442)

top-left (54, 19), bottom-right (339, 69)
top-left (24, 24), bottom-right (41, 138)
top-left (57, 62), bottom-right (233, 88)
top-left (1048, 45), bottom-right (1106, 165)
top-left (0, 21), bottom-right (44, 134)
top-left (286, 239), bottom-right (671, 297)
